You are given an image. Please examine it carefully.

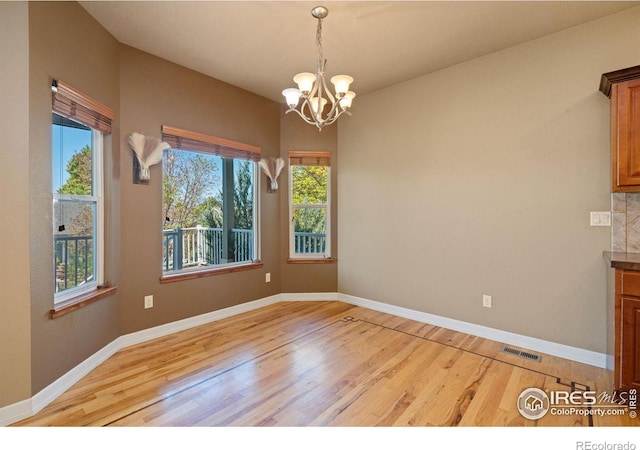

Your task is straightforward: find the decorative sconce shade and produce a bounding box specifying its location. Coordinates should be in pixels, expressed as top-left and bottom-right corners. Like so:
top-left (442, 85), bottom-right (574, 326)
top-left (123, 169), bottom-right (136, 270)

top-left (282, 6), bottom-right (355, 131)
top-left (258, 157), bottom-right (285, 192)
top-left (128, 132), bottom-right (170, 183)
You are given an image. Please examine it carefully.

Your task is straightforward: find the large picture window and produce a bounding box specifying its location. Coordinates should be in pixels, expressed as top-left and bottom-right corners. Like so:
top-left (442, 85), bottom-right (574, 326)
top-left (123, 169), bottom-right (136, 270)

top-left (289, 151), bottom-right (331, 259)
top-left (161, 126), bottom-right (260, 275)
top-left (52, 80), bottom-right (112, 303)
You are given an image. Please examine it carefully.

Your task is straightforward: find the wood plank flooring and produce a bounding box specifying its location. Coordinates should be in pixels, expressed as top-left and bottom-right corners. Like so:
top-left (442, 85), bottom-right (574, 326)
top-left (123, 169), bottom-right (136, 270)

top-left (12, 301), bottom-right (638, 427)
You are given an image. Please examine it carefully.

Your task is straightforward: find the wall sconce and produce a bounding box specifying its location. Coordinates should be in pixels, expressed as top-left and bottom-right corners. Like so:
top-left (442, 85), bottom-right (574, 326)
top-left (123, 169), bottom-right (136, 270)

top-left (128, 132), bottom-right (169, 184)
top-left (258, 157), bottom-right (285, 193)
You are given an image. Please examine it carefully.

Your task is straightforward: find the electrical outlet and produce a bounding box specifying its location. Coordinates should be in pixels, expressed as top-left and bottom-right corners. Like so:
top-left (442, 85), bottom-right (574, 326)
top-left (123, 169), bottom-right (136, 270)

top-left (266, 272), bottom-right (271, 283)
top-left (144, 295), bottom-right (153, 309)
top-left (482, 295), bottom-right (492, 308)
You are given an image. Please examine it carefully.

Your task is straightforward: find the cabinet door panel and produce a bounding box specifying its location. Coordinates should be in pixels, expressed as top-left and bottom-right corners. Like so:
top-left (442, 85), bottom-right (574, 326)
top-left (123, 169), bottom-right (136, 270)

top-left (621, 296), bottom-right (640, 390)
top-left (614, 78), bottom-right (640, 190)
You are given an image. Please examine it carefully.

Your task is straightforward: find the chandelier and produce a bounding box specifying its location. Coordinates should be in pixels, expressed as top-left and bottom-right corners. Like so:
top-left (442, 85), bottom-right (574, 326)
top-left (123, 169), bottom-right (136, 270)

top-left (282, 6), bottom-right (355, 131)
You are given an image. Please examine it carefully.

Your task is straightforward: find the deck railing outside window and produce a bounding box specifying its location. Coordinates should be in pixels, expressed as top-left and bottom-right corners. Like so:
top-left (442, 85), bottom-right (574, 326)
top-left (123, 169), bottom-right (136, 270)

top-left (162, 227), bottom-right (326, 271)
top-left (54, 235), bottom-right (94, 293)
top-left (293, 231), bottom-right (326, 255)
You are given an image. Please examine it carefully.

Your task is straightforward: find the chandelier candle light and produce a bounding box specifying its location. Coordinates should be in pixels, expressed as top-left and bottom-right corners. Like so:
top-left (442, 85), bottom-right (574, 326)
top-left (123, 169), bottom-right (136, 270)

top-left (282, 6), bottom-right (355, 131)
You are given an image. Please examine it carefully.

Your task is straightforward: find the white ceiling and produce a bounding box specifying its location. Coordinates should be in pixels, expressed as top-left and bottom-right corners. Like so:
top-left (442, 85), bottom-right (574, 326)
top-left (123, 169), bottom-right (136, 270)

top-left (79, 1), bottom-right (640, 102)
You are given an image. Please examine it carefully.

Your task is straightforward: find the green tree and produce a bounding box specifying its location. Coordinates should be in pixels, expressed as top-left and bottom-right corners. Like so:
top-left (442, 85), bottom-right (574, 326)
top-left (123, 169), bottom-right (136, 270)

top-left (163, 149), bottom-right (220, 229)
top-left (233, 160), bottom-right (254, 230)
top-left (291, 166), bottom-right (327, 204)
top-left (56, 145), bottom-right (94, 236)
top-left (292, 165), bottom-right (328, 233)
top-left (201, 196), bottom-right (223, 228)
top-left (55, 144), bottom-right (95, 291)
top-left (58, 145), bottom-right (92, 195)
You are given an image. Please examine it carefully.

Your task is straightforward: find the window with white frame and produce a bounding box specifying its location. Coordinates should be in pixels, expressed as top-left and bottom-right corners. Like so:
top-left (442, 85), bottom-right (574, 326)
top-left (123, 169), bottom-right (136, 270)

top-left (161, 126), bottom-right (260, 275)
top-left (289, 151), bottom-right (331, 259)
top-left (52, 80), bottom-right (112, 303)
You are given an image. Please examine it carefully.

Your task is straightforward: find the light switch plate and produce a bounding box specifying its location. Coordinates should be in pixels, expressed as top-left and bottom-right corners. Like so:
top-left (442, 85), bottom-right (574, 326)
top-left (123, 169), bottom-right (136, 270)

top-left (590, 211), bottom-right (611, 226)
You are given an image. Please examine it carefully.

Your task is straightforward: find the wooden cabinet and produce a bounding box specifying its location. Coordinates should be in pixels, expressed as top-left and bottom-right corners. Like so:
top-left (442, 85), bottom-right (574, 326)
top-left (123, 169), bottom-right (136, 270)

top-left (614, 269), bottom-right (640, 390)
top-left (600, 66), bottom-right (640, 192)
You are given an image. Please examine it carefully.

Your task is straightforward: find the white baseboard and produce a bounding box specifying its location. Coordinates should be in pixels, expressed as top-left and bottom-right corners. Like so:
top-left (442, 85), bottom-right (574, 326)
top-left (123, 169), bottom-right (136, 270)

top-left (280, 292), bottom-right (340, 302)
top-left (606, 354), bottom-right (615, 371)
top-left (118, 294), bottom-right (283, 349)
top-left (337, 293), bottom-right (609, 369)
top-left (1, 291), bottom-right (610, 426)
top-left (0, 398), bottom-right (31, 427)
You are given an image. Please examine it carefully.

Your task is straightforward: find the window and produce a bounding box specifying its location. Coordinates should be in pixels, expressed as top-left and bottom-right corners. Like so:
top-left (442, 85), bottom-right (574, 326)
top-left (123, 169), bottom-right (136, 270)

top-left (161, 126), bottom-right (260, 276)
top-left (289, 151), bottom-right (331, 259)
top-left (52, 80), bottom-right (112, 304)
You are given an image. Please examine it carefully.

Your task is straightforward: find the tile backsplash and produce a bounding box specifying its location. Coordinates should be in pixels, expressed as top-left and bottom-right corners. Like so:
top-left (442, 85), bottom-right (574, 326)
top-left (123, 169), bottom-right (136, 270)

top-left (611, 192), bottom-right (640, 252)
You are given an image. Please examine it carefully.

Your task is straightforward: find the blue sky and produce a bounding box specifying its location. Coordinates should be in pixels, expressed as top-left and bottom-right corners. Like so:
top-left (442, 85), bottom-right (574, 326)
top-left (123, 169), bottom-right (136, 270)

top-left (52, 123), bottom-right (92, 192)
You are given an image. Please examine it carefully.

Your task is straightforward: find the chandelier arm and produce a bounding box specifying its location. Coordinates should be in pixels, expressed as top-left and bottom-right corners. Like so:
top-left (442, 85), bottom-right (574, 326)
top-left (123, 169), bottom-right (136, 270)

top-left (299, 96), bottom-right (316, 121)
top-left (318, 68), bottom-right (338, 122)
top-left (285, 106), bottom-right (322, 127)
top-left (320, 108), bottom-right (352, 128)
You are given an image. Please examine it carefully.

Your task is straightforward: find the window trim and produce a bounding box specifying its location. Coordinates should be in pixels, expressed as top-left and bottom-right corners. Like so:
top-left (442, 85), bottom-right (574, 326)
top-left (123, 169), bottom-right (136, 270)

top-left (52, 115), bottom-right (105, 304)
top-left (50, 285), bottom-right (117, 319)
top-left (288, 151), bottom-right (331, 260)
top-left (161, 125), bottom-right (260, 161)
top-left (50, 79), bottom-right (114, 314)
top-left (159, 261), bottom-right (264, 284)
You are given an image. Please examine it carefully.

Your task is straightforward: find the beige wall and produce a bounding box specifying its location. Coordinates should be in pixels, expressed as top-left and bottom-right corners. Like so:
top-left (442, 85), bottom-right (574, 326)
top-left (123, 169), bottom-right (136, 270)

top-left (279, 109), bottom-right (339, 293)
top-left (28, 2), bottom-right (122, 395)
top-left (0, 1), bottom-right (31, 407)
top-left (118, 46), bottom-right (282, 334)
top-left (338, 7), bottom-right (640, 354)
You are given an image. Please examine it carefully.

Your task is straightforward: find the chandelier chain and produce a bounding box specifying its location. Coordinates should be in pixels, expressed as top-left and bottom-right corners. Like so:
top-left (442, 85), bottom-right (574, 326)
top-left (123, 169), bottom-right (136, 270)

top-left (316, 15), bottom-right (324, 73)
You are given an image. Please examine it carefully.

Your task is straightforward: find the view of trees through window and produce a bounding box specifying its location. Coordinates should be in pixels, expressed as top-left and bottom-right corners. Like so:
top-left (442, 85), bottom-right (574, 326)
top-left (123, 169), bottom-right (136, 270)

top-left (53, 113), bottom-right (98, 296)
top-left (291, 165), bottom-right (328, 234)
top-left (162, 148), bottom-right (256, 272)
top-left (291, 164), bottom-right (329, 256)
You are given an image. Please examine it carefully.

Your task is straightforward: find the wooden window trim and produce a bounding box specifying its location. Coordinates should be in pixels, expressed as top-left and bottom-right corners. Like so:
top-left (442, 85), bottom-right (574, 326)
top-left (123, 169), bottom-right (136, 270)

top-left (289, 150), bottom-right (330, 167)
top-left (161, 125), bottom-right (261, 162)
top-left (50, 285), bottom-right (118, 319)
top-left (160, 261), bottom-right (264, 284)
top-left (52, 79), bottom-right (114, 134)
top-left (286, 258), bottom-right (336, 264)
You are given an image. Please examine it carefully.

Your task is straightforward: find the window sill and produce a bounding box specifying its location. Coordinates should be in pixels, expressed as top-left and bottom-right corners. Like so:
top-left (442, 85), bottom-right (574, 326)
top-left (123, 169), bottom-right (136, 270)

top-left (50, 285), bottom-right (118, 319)
top-left (286, 258), bottom-right (336, 264)
top-left (160, 261), bottom-right (264, 284)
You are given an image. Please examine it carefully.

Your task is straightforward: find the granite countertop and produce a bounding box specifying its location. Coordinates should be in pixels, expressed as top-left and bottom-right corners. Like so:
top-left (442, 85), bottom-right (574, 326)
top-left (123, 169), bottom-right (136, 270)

top-left (604, 251), bottom-right (640, 271)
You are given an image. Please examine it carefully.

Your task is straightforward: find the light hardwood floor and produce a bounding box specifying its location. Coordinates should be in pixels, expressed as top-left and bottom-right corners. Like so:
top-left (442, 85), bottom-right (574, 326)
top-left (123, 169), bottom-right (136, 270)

top-left (13, 301), bottom-right (637, 426)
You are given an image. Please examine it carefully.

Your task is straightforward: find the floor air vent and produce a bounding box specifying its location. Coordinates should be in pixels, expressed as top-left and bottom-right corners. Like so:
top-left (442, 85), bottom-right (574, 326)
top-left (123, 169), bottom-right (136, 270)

top-left (500, 346), bottom-right (542, 362)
